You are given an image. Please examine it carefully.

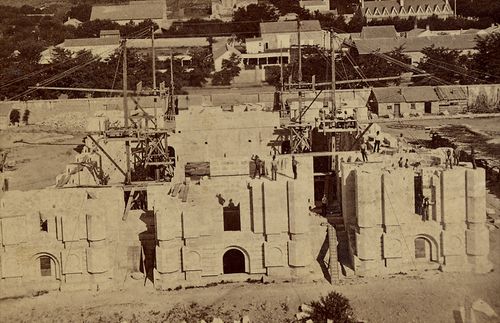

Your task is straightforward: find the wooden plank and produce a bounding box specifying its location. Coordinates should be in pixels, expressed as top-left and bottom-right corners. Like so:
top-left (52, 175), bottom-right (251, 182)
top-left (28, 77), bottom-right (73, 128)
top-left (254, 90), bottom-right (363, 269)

top-left (122, 187), bottom-right (136, 221)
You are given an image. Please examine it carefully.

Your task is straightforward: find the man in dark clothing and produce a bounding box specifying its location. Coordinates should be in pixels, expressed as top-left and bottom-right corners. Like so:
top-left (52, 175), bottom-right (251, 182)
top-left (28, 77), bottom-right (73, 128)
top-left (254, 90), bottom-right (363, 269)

top-left (373, 131), bottom-right (381, 153)
top-left (252, 155), bottom-right (261, 179)
top-left (292, 156), bottom-right (298, 179)
top-left (360, 141), bottom-right (368, 162)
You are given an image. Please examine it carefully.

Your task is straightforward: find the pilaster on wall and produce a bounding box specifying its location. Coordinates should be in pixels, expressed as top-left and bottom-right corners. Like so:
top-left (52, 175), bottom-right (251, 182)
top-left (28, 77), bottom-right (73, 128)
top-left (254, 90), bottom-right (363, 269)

top-left (465, 168), bottom-right (492, 273)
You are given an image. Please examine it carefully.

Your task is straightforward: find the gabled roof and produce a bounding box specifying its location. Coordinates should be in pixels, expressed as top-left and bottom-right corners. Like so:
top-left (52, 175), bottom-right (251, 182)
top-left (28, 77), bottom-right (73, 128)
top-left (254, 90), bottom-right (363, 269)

top-left (360, 25), bottom-right (398, 39)
top-left (90, 0), bottom-right (165, 21)
top-left (371, 87), bottom-right (406, 103)
top-left (362, 0), bottom-right (452, 16)
top-left (401, 86), bottom-right (439, 102)
top-left (260, 20), bottom-right (321, 34)
top-left (434, 86), bottom-right (467, 100)
top-left (64, 18), bottom-right (82, 26)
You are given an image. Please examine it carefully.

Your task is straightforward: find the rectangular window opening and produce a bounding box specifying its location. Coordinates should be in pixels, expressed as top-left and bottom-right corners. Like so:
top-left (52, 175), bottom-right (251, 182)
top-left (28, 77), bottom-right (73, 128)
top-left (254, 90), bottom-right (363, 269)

top-left (223, 202), bottom-right (241, 231)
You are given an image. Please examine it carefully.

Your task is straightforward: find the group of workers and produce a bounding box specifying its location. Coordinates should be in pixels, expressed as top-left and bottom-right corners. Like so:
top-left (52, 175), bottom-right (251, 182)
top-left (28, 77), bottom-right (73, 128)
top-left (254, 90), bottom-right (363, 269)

top-left (250, 155), bottom-right (299, 180)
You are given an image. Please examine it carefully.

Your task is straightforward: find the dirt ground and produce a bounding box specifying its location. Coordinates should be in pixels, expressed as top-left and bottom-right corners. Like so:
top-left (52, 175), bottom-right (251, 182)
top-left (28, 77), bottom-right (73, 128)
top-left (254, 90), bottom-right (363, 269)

top-left (1, 118), bottom-right (499, 323)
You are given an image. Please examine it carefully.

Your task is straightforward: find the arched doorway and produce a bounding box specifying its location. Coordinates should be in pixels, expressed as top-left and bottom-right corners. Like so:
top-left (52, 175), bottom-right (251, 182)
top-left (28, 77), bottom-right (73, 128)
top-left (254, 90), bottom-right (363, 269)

top-left (414, 237), bottom-right (432, 261)
top-left (223, 249), bottom-right (246, 274)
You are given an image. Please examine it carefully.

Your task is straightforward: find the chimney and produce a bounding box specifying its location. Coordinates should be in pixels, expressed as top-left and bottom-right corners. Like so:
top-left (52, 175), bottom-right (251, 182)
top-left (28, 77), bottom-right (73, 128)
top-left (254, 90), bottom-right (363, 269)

top-left (399, 0), bottom-right (404, 6)
top-left (360, 0), bottom-right (365, 8)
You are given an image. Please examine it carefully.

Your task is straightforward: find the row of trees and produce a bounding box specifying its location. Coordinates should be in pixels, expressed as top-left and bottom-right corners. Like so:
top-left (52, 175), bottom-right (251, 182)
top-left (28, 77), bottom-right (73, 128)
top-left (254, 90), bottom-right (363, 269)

top-left (265, 32), bottom-right (500, 88)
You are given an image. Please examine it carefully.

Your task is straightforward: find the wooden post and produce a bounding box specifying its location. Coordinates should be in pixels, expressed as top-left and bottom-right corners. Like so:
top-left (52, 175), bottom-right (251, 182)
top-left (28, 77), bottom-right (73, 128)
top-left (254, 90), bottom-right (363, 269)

top-left (122, 40), bottom-right (132, 184)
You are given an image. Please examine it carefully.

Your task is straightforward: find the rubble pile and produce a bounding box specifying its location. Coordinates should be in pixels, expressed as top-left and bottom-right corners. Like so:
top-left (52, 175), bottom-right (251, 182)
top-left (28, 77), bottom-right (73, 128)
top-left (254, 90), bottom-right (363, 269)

top-left (39, 112), bottom-right (88, 130)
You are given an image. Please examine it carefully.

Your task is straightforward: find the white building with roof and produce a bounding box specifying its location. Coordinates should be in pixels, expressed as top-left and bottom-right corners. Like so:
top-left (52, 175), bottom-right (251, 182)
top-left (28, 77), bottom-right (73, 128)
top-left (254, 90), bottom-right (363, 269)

top-left (39, 33), bottom-right (121, 64)
top-left (90, 0), bottom-right (170, 29)
top-left (358, 0), bottom-right (454, 21)
top-left (299, 0), bottom-right (332, 13)
top-left (210, 0), bottom-right (258, 21)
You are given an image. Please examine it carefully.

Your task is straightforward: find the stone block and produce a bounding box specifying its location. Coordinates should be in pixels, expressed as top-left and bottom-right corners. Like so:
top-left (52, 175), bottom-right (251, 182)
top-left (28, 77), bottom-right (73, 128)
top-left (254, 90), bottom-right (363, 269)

top-left (288, 181), bottom-right (309, 235)
top-left (356, 229), bottom-right (379, 260)
top-left (86, 214), bottom-right (106, 241)
top-left (382, 234), bottom-right (402, 259)
top-left (383, 171), bottom-right (414, 225)
top-left (182, 247), bottom-right (202, 271)
top-left (156, 245), bottom-right (181, 274)
top-left (182, 208), bottom-right (200, 238)
top-left (264, 242), bottom-right (285, 267)
top-left (441, 231), bottom-right (464, 256)
top-left (251, 181), bottom-right (264, 234)
top-left (263, 181), bottom-right (288, 235)
top-left (288, 240), bottom-right (311, 267)
top-left (466, 170), bottom-right (486, 224)
top-left (62, 251), bottom-right (83, 274)
top-left (0, 250), bottom-right (21, 278)
top-left (1, 216), bottom-right (26, 245)
top-left (86, 247), bottom-right (108, 274)
top-left (441, 169), bottom-right (466, 224)
top-left (355, 170), bottom-right (381, 228)
top-left (156, 207), bottom-right (182, 241)
top-left (62, 215), bottom-right (83, 242)
top-left (465, 228), bottom-right (489, 256)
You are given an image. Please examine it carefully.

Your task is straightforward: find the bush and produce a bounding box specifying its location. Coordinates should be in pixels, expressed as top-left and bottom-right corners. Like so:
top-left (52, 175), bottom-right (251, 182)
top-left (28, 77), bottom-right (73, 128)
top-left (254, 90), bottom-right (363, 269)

top-left (22, 109), bottom-right (30, 124)
top-left (9, 109), bottom-right (20, 125)
top-left (305, 291), bottom-right (356, 323)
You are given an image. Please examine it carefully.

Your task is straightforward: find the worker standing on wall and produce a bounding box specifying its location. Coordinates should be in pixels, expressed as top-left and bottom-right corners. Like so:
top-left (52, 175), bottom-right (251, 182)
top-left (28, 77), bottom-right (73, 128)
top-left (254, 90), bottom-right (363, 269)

top-left (373, 131), bottom-right (381, 153)
top-left (271, 155), bottom-right (278, 181)
top-left (292, 156), bottom-right (298, 179)
top-left (453, 146), bottom-right (461, 166)
top-left (251, 155), bottom-right (261, 179)
top-left (360, 141), bottom-right (368, 162)
top-left (471, 147), bottom-right (477, 169)
top-left (321, 194), bottom-right (328, 217)
top-left (445, 149), bottom-right (453, 169)
top-left (422, 197), bottom-right (434, 221)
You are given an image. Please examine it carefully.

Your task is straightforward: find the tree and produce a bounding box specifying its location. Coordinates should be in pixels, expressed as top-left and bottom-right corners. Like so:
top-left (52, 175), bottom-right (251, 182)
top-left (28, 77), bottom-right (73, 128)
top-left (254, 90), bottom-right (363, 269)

top-left (212, 53), bottom-right (241, 86)
top-left (66, 4), bottom-right (92, 22)
top-left (416, 45), bottom-right (473, 85)
top-left (186, 47), bottom-right (213, 87)
top-left (472, 33), bottom-right (500, 83)
top-left (233, 3), bottom-right (278, 22)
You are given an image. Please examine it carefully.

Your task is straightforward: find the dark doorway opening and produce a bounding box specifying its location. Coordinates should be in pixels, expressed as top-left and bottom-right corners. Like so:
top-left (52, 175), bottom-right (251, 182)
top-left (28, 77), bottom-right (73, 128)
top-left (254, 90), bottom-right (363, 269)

top-left (424, 102), bottom-right (432, 114)
top-left (281, 140), bottom-right (291, 154)
top-left (223, 249), bottom-right (245, 274)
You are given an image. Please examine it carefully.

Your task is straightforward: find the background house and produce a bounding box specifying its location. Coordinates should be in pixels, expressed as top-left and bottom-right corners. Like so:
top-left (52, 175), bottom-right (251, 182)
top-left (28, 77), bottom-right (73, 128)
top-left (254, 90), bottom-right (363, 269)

top-left (39, 31), bottom-right (121, 64)
top-left (299, 0), bottom-right (332, 13)
top-left (210, 0), bottom-right (258, 21)
top-left (434, 86), bottom-right (468, 114)
top-left (90, 0), bottom-right (170, 29)
top-left (368, 86), bottom-right (441, 117)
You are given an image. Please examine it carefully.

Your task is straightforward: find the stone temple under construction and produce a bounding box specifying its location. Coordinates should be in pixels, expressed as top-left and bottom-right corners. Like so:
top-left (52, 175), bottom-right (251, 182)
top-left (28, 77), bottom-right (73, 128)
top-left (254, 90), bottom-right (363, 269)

top-left (0, 95), bottom-right (493, 295)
